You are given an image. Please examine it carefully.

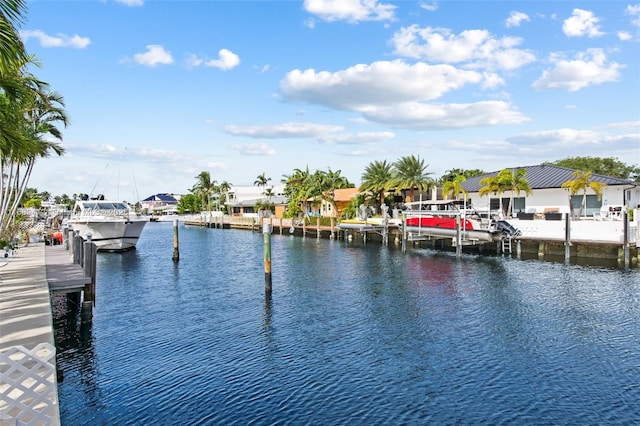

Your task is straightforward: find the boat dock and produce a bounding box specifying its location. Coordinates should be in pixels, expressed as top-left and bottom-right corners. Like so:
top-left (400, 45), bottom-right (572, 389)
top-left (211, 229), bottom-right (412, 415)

top-left (0, 241), bottom-right (95, 425)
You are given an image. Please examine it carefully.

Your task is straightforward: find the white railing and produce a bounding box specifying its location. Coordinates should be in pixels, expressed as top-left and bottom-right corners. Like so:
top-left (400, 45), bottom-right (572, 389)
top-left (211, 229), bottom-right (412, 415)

top-left (0, 343), bottom-right (59, 425)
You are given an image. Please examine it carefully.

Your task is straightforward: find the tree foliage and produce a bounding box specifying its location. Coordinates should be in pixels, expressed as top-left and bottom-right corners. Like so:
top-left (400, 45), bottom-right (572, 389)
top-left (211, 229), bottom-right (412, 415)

top-left (561, 170), bottom-right (606, 219)
top-left (549, 156), bottom-right (640, 181)
top-left (391, 155), bottom-right (433, 203)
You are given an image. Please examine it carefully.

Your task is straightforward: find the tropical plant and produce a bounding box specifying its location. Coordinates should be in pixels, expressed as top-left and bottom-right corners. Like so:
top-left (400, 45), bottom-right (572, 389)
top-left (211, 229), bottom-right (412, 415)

top-left (478, 174), bottom-right (507, 216)
top-left (500, 168), bottom-right (531, 217)
top-left (0, 79), bottom-right (67, 237)
top-left (561, 170), bottom-right (606, 219)
top-left (191, 171), bottom-right (216, 212)
top-left (391, 155), bottom-right (433, 203)
top-left (550, 156), bottom-right (640, 181)
top-left (438, 168), bottom-right (485, 184)
top-left (254, 172), bottom-right (271, 194)
top-left (177, 193), bottom-right (201, 214)
top-left (442, 175), bottom-right (468, 201)
top-left (360, 160), bottom-right (394, 208)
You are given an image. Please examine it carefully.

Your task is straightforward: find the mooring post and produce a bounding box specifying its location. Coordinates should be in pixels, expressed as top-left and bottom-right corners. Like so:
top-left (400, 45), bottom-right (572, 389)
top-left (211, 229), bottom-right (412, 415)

top-left (172, 219), bottom-right (180, 262)
top-left (401, 215), bottom-right (407, 253)
top-left (455, 214), bottom-right (462, 258)
top-left (83, 235), bottom-right (97, 305)
top-left (316, 216), bottom-right (320, 239)
top-left (263, 223), bottom-right (272, 295)
top-left (623, 210), bottom-right (629, 269)
top-left (564, 213), bottom-right (571, 262)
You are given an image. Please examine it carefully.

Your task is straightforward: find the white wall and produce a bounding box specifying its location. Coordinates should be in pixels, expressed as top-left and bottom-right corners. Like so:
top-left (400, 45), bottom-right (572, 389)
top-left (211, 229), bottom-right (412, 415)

top-left (468, 185), bottom-right (638, 214)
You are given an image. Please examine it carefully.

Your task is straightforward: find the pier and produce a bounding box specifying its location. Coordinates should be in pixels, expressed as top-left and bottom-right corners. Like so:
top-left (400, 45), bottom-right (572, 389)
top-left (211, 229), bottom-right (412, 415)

top-left (179, 211), bottom-right (640, 267)
top-left (0, 240), bottom-right (96, 425)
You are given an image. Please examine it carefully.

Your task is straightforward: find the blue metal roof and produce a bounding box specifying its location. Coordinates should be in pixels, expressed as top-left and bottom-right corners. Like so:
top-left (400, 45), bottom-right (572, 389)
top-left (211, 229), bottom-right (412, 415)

top-left (142, 193), bottom-right (178, 202)
top-left (462, 164), bottom-right (638, 192)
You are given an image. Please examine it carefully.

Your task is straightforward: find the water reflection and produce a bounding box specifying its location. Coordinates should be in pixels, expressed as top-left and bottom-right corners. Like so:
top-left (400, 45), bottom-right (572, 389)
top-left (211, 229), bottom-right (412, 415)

top-left (54, 224), bottom-right (640, 424)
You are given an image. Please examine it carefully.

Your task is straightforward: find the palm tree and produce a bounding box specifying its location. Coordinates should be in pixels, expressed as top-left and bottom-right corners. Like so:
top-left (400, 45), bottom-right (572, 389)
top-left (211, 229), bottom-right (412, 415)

top-left (0, 0), bottom-right (29, 78)
top-left (561, 170), bottom-right (606, 219)
top-left (478, 174), bottom-right (508, 216)
top-left (0, 82), bottom-right (67, 236)
top-left (442, 175), bottom-right (468, 201)
top-left (360, 160), bottom-right (394, 207)
top-left (191, 171), bottom-right (216, 213)
top-left (495, 168), bottom-right (532, 217)
top-left (391, 155), bottom-right (433, 203)
top-left (282, 167), bottom-right (312, 218)
top-left (254, 173), bottom-right (271, 194)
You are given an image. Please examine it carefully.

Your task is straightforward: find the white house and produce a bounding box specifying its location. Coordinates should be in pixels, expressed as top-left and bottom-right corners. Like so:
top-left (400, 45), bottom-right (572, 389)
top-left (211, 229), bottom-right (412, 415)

top-left (462, 164), bottom-right (640, 218)
top-left (225, 185), bottom-right (287, 216)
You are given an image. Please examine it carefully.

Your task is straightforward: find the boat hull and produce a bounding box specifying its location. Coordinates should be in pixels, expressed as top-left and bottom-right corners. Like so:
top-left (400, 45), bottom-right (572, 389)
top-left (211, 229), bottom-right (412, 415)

top-left (402, 225), bottom-right (502, 242)
top-left (67, 218), bottom-right (147, 251)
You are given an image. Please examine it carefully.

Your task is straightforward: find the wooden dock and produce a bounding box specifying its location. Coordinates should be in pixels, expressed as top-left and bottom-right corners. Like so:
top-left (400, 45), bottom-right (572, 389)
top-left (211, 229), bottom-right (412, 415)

top-left (0, 241), bottom-right (95, 425)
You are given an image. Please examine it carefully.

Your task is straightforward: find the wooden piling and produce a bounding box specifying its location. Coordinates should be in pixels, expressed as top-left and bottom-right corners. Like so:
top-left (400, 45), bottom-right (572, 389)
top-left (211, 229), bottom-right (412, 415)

top-left (172, 219), bottom-right (180, 262)
top-left (455, 215), bottom-right (462, 258)
top-left (263, 223), bottom-right (272, 294)
top-left (83, 239), bottom-right (97, 305)
top-left (623, 210), bottom-right (629, 268)
top-left (564, 213), bottom-right (571, 262)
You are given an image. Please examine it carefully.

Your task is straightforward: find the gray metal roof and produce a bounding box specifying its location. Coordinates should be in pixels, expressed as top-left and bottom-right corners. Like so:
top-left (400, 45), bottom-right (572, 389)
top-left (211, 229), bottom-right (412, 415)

top-left (462, 164), bottom-right (638, 192)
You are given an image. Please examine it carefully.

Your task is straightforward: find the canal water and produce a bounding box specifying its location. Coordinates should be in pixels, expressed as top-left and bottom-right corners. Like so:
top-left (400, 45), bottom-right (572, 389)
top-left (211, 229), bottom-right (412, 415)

top-left (53, 223), bottom-right (640, 425)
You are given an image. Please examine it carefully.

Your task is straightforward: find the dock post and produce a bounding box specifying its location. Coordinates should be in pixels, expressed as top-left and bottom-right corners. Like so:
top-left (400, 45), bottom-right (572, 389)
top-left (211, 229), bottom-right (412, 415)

top-left (83, 237), bottom-right (97, 305)
top-left (263, 223), bottom-right (272, 295)
top-left (401, 215), bottom-right (407, 253)
top-left (317, 217), bottom-right (320, 239)
top-left (172, 219), bottom-right (180, 262)
top-left (623, 210), bottom-right (629, 269)
top-left (516, 240), bottom-right (521, 259)
top-left (564, 213), bottom-right (571, 262)
top-left (455, 214), bottom-right (462, 258)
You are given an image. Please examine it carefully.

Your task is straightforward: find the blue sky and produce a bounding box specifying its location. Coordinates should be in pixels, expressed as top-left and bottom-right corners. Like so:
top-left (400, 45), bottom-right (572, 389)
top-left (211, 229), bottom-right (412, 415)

top-left (21, 0), bottom-right (640, 200)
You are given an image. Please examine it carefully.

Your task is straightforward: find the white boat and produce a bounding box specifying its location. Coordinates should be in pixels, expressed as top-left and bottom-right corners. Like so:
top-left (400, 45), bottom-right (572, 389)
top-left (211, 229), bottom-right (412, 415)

top-left (402, 200), bottom-right (520, 242)
top-left (66, 197), bottom-right (148, 251)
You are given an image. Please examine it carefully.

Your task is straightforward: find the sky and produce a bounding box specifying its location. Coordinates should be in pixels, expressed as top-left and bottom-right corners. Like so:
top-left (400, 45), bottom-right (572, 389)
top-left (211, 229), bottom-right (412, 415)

top-left (20, 0), bottom-right (640, 201)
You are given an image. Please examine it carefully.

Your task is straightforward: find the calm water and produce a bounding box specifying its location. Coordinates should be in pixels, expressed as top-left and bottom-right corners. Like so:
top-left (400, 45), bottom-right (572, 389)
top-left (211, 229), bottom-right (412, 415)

top-left (53, 223), bottom-right (640, 425)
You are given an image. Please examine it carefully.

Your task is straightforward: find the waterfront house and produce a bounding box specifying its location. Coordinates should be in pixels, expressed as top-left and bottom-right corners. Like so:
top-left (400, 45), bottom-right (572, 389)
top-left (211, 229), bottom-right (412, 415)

top-left (225, 185), bottom-right (287, 217)
top-left (141, 193), bottom-right (179, 215)
top-left (462, 164), bottom-right (640, 218)
top-left (311, 188), bottom-right (360, 218)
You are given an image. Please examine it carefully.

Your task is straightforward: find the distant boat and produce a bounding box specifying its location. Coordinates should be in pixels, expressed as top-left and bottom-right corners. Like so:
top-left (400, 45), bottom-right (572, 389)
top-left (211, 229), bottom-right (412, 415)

top-left (66, 196), bottom-right (148, 251)
top-left (403, 200), bottom-right (520, 242)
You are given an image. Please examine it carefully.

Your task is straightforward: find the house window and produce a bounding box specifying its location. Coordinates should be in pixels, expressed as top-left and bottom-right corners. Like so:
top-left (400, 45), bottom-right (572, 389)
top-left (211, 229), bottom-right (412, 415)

top-left (489, 197), bottom-right (525, 215)
top-left (570, 195), bottom-right (602, 217)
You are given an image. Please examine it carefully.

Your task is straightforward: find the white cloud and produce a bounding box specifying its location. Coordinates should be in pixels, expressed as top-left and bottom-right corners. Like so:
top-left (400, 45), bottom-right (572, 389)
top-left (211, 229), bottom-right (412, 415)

top-left (20, 30), bottom-right (90, 48)
top-left (505, 11), bottom-right (530, 28)
top-left (131, 44), bottom-right (174, 67)
top-left (315, 131), bottom-right (395, 145)
top-left (419, 2), bottom-right (438, 12)
top-left (223, 122), bottom-right (344, 139)
top-left (303, 0), bottom-right (396, 23)
top-left (617, 31), bottom-right (632, 40)
top-left (205, 49), bottom-right (240, 70)
top-left (187, 49), bottom-right (240, 71)
top-left (229, 142), bottom-right (276, 156)
top-left (506, 127), bottom-right (640, 156)
top-left (563, 9), bottom-right (605, 37)
top-left (280, 59), bottom-right (527, 130)
top-left (114, 0), bottom-right (143, 6)
top-left (626, 4), bottom-right (640, 27)
top-left (281, 60), bottom-right (484, 110)
top-left (532, 48), bottom-right (622, 91)
top-left (359, 101), bottom-right (528, 130)
top-left (391, 25), bottom-right (535, 71)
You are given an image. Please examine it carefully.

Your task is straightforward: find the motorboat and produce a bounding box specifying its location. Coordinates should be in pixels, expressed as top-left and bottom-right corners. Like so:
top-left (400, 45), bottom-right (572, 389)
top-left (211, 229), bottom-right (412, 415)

top-left (66, 196), bottom-right (148, 251)
top-left (402, 200), bottom-right (520, 242)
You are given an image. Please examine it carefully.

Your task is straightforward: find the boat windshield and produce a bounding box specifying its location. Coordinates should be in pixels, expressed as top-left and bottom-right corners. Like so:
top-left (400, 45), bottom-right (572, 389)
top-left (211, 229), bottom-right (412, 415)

top-left (73, 201), bottom-right (130, 216)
